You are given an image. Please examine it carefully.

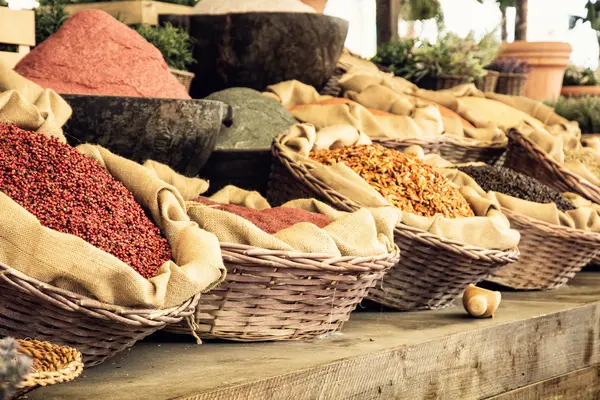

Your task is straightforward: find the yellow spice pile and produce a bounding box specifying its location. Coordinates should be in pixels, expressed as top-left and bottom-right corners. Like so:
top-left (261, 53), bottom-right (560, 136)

top-left (310, 144), bottom-right (474, 218)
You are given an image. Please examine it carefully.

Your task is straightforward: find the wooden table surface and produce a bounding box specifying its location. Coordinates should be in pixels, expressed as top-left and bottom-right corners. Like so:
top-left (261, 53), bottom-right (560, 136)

top-left (29, 273), bottom-right (600, 400)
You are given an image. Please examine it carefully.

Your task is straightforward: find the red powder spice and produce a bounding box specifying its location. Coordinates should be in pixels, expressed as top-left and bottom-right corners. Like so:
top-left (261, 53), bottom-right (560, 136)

top-left (15, 10), bottom-right (190, 100)
top-left (192, 197), bottom-right (333, 234)
top-left (0, 123), bottom-right (172, 278)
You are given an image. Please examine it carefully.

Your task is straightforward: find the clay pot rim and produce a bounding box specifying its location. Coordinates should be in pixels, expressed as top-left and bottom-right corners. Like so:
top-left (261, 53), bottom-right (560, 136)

top-left (561, 85), bottom-right (600, 97)
top-left (501, 40), bottom-right (573, 52)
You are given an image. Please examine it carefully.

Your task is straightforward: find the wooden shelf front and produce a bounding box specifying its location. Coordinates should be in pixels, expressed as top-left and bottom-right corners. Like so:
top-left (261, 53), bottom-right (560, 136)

top-left (0, 7), bottom-right (34, 68)
top-left (63, 0), bottom-right (193, 25)
top-left (29, 272), bottom-right (600, 400)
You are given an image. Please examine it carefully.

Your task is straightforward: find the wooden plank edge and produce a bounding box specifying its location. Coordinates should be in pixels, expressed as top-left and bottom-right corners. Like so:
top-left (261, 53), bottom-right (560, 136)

top-left (173, 303), bottom-right (600, 400)
top-left (488, 364), bottom-right (600, 399)
top-left (0, 8), bottom-right (35, 46)
top-left (0, 51), bottom-right (25, 68)
top-left (63, 0), bottom-right (192, 25)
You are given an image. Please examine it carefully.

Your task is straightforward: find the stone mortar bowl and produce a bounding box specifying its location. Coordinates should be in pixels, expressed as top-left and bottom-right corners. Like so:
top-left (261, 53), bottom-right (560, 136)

top-left (159, 13), bottom-right (349, 99)
top-left (62, 94), bottom-right (232, 177)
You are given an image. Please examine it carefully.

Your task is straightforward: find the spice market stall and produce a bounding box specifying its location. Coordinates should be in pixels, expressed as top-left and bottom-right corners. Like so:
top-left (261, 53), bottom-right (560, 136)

top-left (3, 1), bottom-right (600, 398)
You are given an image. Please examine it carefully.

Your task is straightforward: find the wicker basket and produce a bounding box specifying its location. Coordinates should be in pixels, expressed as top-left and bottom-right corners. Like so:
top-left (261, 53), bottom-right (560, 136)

top-left (0, 263), bottom-right (200, 367)
top-left (475, 70), bottom-right (499, 93)
top-left (486, 208), bottom-right (600, 290)
top-left (439, 135), bottom-right (507, 165)
top-left (495, 73), bottom-right (528, 96)
top-left (169, 68), bottom-right (195, 93)
top-left (373, 136), bottom-right (443, 155)
top-left (267, 136), bottom-right (520, 310)
top-left (417, 74), bottom-right (472, 91)
top-left (168, 243), bottom-right (399, 341)
top-left (319, 63), bottom-right (350, 97)
top-left (503, 129), bottom-right (600, 204)
top-left (15, 339), bottom-right (83, 396)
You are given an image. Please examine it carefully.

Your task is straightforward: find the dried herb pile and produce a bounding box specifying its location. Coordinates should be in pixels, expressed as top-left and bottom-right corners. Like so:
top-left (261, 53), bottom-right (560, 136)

top-left (192, 197), bottom-right (333, 234)
top-left (565, 148), bottom-right (600, 181)
top-left (457, 165), bottom-right (575, 212)
top-left (0, 123), bottom-right (171, 278)
top-left (310, 144), bottom-right (474, 218)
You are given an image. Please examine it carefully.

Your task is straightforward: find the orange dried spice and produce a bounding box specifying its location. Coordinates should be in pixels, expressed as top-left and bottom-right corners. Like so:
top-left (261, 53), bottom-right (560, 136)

top-left (310, 144), bottom-right (474, 218)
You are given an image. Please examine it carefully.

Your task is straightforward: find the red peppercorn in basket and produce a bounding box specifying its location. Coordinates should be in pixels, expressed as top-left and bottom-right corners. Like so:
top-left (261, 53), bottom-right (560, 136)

top-left (0, 123), bottom-right (171, 278)
top-left (192, 197), bottom-right (333, 234)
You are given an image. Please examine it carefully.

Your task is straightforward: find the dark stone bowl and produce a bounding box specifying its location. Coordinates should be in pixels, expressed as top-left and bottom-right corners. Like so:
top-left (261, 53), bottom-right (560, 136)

top-left (201, 148), bottom-right (273, 196)
top-left (159, 13), bottom-right (349, 99)
top-left (62, 94), bottom-right (232, 177)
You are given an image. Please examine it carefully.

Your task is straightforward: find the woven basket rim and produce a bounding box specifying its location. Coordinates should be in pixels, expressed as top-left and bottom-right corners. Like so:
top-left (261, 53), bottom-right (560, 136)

top-left (372, 136), bottom-right (443, 147)
top-left (443, 134), bottom-right (507, 149)
top-left (219, 242), bottom-right (400, 273)
top-left (168, 68), bottom-right (195, 78)
top-left (501, 206), bottom-right (600, 242)
top-left (497, 72), bottom-right (529, 79)
top-left (484, 70), bottom-right (500, 77)
top-left (0, 261), bottom-right (200, 325)
top-left (272, 133), bottom-right (519, 261)
top-left (432, 74), bottom-right (473, 81)
top-left (374, 135), bottom-right (506, 150)
top-left (507, 129), bottom-right (600, 200)
top-left (17, 339), bottom-right (83, 389)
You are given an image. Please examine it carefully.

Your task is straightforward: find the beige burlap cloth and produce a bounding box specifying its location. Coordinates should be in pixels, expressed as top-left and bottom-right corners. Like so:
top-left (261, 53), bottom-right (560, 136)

top-left (143, 164), bottom-right (399, 257)
top-left (508, 123), bottom-right (600, 187)
top-left (184, 187), bottom-right (399, 257)
top-left (0, 70), bottom-right (226, 309)
top-left (277, 124), bottom-right (520, 250)
top-left (272, 52), bottom-right (576, 147)
top-left (0, 61), bottom-right (71, 139)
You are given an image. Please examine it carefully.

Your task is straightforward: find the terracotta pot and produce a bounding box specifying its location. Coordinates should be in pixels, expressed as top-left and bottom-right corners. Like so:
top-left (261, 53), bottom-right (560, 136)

top-left (498, 41), bottom-right (572, 101)
top-left (301, 0), bottom-right (327, 13)
top-left (561, 86), bottom-right (600, 98)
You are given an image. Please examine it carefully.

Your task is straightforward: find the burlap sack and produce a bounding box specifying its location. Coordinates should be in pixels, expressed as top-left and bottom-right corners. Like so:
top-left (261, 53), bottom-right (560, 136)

top-left (143, 160), bottom-right (209, 201)
top-left (186, 186), bottom-right (399, 257)
top-left (0, 124), bottom-right (226, 309)
top-left (440, 167), bottom-right (600, 232)
top-left (0, 61), bottom-right (71, 139)
top-left (510, 124), bottom-right (600, 187)
top-left (333, 63), bottom-right (505, 143)
top-left (265, 80), bottom-right (444, 140)
top-left (278, 124), bottom-right (520, 250)
top-left (402, 145), bottom-right (600, 232)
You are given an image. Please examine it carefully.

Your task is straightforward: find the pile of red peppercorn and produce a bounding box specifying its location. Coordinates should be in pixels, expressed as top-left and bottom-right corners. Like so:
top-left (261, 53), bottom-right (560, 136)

top-left (0, 123), bottom-right (171, 278)
top-left (192, 197), bottom-right (333, 234)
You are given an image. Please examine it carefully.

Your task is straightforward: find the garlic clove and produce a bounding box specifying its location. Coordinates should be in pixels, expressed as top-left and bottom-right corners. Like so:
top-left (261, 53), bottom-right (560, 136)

top-left (467, 295), bottom-right (488, 317)
top-left (463, 284), bottom-right (501, 318)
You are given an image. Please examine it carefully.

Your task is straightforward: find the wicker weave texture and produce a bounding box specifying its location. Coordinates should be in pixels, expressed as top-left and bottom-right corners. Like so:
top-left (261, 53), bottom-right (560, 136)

top-left (440, 135), bottom-right (507, 165)
top-left (319, 63), bottom-right (349, 97)
top-left (486, 208), bottom-right (600, 290)
top-left (169, 68), bottom-right (195, 93)
top-left (476, 71), bottom-right (499, 93)
top-left (0, 263), bottom-right (200, 367)
top-left (495, 73), bottom-right (528, 96)
top-left (17, 339), bottom-right (83, 392)
top-left (503, 130), bottom-right (600, 204)
top-left (169, 244), bottom-right (399, 341)
top-left (418, 74), bottom-right (472, 91)
top-left (267, 137), bottom-right (519, 310)
top-left (374, 137), bottom-right (442, 155)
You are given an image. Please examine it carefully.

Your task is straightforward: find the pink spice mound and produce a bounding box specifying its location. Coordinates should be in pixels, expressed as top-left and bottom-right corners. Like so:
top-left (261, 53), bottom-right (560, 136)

top-left (193, 197), bottom-right (333, 234)
top-left (0, 123), bottom-right (172, 279)
top-left (14, 10), bottom-right (190, 99)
